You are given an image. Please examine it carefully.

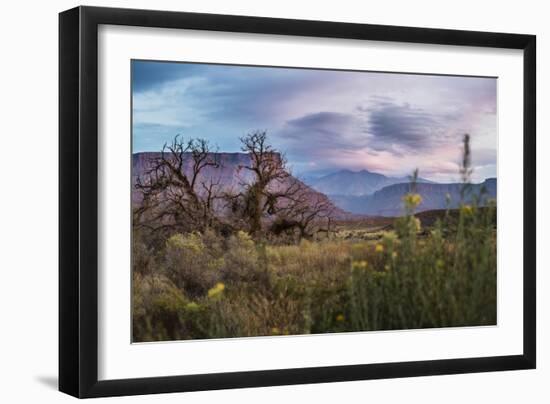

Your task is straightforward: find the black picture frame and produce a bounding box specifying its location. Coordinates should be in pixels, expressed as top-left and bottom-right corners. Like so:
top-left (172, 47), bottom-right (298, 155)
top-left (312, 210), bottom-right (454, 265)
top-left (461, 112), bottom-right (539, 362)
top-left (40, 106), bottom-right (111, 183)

top-left (59, 5), bottom-right (536, 398)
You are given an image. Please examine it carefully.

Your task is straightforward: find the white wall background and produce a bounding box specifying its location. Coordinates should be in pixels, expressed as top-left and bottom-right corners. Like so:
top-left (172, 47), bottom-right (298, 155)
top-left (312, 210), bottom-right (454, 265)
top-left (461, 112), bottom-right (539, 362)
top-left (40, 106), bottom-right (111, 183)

top-left (0, 0), bottom-right (546, 402)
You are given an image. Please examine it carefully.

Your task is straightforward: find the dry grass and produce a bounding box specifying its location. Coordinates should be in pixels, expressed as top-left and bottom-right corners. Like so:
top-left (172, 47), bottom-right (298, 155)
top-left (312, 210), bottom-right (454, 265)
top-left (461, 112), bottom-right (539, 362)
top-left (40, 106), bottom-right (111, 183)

top-left (132, 200), bottom-right (496, 342)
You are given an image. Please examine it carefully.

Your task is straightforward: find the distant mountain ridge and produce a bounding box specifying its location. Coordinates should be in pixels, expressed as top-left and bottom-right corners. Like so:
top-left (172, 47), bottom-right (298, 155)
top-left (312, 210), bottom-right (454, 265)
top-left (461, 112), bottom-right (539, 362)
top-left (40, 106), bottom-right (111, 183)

top-left (329, 178), bottom-right (497, 217)
top-left (133, 152), bottom-right (256, 192)
top-left (132, 152), bottom-right (350, 218)
top-left (133, 153), bottom-right (496, 218)
top-left (308, 169), bottom-right (435, 197)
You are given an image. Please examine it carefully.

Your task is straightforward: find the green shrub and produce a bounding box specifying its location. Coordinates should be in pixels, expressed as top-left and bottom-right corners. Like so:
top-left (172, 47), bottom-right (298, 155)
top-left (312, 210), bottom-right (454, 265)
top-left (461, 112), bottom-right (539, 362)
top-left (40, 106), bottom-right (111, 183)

top-left (222, 231), bottom-right (260, 283)
top-left (164, 232), bottom-right (224, 298)
top-left (132, 273), bottom-right (188, 341)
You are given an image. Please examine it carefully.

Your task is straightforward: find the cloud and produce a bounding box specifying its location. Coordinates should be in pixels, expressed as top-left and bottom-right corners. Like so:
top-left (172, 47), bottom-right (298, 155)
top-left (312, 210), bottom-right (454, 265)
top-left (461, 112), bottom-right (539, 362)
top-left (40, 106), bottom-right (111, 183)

top-left (132, 60), bottom-right (497, 182)
top-left (472, 148), bottom-right (497, 166)
top-left (283, 112), bottom-right (363, 146)
top-left (363, 99), bottom-right (455, 153)
top-left (276, 112), bottom-right (367, 166)
top-left (133, 76), bottom-right (215, 127)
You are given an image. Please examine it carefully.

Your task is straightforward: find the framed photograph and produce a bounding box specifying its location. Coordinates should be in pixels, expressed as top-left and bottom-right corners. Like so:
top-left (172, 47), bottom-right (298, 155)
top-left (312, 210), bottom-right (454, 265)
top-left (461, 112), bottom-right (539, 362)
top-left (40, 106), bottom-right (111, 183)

top-left (59, 6), bottom-right (536, 398)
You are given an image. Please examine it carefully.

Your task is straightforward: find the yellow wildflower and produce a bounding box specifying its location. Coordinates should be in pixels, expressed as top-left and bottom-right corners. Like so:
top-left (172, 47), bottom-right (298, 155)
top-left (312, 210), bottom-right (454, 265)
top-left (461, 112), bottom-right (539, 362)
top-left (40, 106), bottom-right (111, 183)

top-left (271, 327), bottom-right (280, 334)
top-left (392, 251), bottom-right (398, 259)
top-left (207, 282), bottom-right (225, 299)
top-left (336, 314), bottom-right (345, 322)
top-left (462, 204), bottom-right (473, 215)
top-left (414, 217), bottom-right (422, 232)
top-left (375, 244), bottom-right (384, 253)
top-left (403, 193), bottom-right (423, 208)
top-left (352, 260), bottom-right (368, 271)
top-left (185, 302), bottom-right (200, 311)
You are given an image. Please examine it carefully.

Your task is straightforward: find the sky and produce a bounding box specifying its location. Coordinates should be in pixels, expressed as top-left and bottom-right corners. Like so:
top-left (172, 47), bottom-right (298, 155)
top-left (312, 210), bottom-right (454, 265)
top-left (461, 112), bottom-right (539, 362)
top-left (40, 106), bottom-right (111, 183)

top-left (132, 60), bottom-right (497, 183)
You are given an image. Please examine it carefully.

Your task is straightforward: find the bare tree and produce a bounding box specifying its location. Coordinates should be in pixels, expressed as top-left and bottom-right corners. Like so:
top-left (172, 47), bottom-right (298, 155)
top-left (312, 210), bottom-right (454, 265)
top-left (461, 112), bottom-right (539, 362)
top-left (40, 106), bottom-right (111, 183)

top-left (229, 130), bottom-right (301, 236)
top-left (224, 130), bottom-right (335, 240)
top-left (134, 131), bottom-right (336, 241)
top-left (134, 135), bottom-right (224, 234)
top-left (270, 190), bottom-right (335, 240)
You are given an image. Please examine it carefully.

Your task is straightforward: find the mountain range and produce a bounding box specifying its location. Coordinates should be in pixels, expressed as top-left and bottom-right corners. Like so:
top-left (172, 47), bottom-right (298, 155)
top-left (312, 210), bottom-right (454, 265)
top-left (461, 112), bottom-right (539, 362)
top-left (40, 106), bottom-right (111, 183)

top-left (133, 152), bottom-right (256, 192)
top-left (307, 169), bottom-right (434, 196)
top-left (133, 152), bottom-right (497, 218)
top-left (306, 168), bottom-right (496, 216)
top-left (328, 178), bottom-right (496, 216)
top-left (132, 152), bottom-right (349, 218)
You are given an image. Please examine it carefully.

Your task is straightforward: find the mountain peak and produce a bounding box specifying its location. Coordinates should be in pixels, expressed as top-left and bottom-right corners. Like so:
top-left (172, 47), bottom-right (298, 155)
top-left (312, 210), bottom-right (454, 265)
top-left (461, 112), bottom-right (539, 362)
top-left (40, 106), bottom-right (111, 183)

top-left (336, 168), bottom-right (372, 174)
top-left (329, 179), bottom-right (497, 216)
top-left (308, 168), bottom-right (438, 197)
top-left (309, 169), bottom-right (391, 196)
